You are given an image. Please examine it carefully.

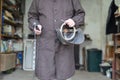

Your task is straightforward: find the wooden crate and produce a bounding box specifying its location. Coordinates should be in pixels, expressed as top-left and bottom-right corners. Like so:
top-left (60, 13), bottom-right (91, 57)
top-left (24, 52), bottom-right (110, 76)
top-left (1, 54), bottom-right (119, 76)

top-left (0, 53), bottom-right (16, 71)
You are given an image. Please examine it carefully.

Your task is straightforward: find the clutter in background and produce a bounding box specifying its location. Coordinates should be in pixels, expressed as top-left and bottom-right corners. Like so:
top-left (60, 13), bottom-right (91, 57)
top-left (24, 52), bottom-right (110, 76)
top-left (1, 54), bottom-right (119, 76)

top-left (100, 61), bottom-right (112, 79)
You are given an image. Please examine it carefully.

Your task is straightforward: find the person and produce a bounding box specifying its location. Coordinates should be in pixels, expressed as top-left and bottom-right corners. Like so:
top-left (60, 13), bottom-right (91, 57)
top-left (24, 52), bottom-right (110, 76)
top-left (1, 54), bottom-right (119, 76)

top-left (28, 0), bottom-right (85, 80)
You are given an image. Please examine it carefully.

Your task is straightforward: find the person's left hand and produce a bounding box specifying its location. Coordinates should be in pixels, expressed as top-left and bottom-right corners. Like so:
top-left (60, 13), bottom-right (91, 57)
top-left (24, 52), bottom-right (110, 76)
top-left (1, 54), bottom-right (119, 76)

top-left (64, 19), bottom-right (75, 27)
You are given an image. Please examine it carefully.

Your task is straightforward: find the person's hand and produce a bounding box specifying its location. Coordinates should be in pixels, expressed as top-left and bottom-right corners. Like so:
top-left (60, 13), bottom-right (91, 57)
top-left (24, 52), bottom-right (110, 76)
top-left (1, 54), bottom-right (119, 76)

top-left (64, 19), bottom-right (75, 27)
top-left (34, 25), bottom-right (42, 35)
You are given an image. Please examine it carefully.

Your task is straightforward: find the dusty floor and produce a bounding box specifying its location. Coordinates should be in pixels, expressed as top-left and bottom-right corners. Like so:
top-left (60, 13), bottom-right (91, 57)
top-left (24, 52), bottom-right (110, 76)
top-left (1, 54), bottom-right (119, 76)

top-left (0, 69), bottom-right (111, 80)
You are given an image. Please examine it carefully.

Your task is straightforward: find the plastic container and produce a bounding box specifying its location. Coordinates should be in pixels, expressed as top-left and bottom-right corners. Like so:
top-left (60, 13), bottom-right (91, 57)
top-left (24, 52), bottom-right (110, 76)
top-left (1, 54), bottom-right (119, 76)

top-left (87, 48), bottom-right (102, 72)
top-left (100, 65), bottom-right (112, 75)
top-left (17, 52), bottom-right (23, 64)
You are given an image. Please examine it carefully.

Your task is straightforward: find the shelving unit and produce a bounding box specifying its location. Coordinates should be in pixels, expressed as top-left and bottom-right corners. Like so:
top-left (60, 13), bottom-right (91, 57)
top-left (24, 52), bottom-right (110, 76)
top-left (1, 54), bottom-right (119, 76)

top-left (112, 16), bottom-right (120, 80)
top-left (0, 0), bottom-right (24, 71)
top-left (0, 0), bottom-right (2, 49)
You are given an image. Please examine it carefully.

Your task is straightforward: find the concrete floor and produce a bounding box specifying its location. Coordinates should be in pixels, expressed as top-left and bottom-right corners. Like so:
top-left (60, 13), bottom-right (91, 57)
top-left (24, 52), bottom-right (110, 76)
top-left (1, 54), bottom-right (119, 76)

top-left (0, 69), bottom-right (111, 80)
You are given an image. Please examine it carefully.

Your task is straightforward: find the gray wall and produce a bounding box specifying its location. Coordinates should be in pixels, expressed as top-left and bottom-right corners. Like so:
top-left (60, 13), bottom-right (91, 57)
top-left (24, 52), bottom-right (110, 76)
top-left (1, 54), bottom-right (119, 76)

top-left (23, 0), bottom-right (33, 38)
top-left (80, 0), bottom-right (120, 55)
top-left (81, 0), bottom-right (102, 49)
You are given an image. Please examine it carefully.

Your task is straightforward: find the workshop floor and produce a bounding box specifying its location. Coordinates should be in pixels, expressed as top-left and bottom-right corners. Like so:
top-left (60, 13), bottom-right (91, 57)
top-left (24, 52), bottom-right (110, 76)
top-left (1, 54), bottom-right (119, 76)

top-left (0, 69), bottom-right (111, 80)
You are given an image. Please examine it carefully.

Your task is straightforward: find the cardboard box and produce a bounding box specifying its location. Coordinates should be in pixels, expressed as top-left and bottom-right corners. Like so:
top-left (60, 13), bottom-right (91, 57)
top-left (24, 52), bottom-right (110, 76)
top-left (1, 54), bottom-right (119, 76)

top-left (0, 53), bottom-right (16, 71)
top-left (3, 25), bottom-right (15, 36)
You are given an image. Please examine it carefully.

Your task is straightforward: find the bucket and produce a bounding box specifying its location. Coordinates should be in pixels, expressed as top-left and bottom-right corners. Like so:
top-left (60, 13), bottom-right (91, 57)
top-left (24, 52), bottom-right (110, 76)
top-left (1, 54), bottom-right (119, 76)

top-left (100, 65), bottom-right (111, 75)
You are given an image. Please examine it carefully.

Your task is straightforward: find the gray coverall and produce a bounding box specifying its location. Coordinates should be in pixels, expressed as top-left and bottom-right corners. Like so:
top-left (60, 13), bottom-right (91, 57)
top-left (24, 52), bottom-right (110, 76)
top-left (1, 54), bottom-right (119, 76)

top-left (28, 0), bottom-right (85, 80)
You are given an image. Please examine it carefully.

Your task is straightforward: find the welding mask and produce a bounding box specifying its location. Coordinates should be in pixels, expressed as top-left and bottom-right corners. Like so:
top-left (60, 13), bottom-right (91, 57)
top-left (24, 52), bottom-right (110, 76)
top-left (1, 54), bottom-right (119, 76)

top-left (56, 23), bottom-right (85, 45)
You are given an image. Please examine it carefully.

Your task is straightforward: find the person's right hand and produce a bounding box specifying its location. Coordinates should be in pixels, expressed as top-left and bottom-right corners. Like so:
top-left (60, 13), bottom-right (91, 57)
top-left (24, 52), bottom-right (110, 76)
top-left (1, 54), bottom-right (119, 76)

top-left (34, 25), bottom-right (42, 35)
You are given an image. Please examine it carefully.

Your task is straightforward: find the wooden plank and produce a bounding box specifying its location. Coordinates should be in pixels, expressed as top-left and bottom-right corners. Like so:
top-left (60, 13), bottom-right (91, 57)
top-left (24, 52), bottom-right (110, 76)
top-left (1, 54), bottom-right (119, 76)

top-left (0, 0), bottom-right (3, 56)
top-left (0, 0), bottom-right (2, 36)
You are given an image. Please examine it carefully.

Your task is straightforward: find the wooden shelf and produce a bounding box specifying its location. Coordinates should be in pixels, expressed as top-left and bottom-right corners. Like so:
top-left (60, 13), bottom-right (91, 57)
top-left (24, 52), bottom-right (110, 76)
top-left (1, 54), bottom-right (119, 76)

top-left (4, 0), bottom-right (14, 6)
top-left (0, 0), bottom-right (24, 72)
top-left (4, 19), bottom-right (23, 27)
top-left (0, 51), bottom-right (16, 54)
top-left (115, 33), bottom-right (120, 36)
top-left (2, 4), bottom-right (14, 13)
top-left (116, 70), bottom-right (120, 75)
top-left (0, 51), bottom-right (23, 54)
top-left (4, 19), bottom-right (16, 26)
top-left (2, 3), bottom-right (22, 19)
top-left (113, 32), bottom-right (120, 80)
top-left (115, 48), bottom-right (120, 54)
top-left (1, 34), bottom-right (22, 39)
top-left (115, 51), bottom-right (120, 55)
top-left (115, 52), bottom-right (120, 55)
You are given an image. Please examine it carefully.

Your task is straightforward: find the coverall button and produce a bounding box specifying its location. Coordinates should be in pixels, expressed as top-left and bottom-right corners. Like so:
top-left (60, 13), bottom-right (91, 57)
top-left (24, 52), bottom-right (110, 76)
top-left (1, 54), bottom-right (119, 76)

top-left (54, 19), bottom-right (57, 22)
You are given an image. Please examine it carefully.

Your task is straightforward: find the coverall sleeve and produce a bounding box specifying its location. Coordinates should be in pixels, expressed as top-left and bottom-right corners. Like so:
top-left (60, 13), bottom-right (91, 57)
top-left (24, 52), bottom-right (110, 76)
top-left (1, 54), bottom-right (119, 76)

top-left (72, 0), bottom-right (85, 27)
top-left (28, 0), bottom-right (40, 31)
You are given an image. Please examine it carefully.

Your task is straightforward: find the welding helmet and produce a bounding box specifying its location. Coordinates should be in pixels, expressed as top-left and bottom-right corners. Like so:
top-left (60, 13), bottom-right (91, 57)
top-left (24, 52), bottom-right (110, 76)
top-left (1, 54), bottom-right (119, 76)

top-left (56, 23), bottom-right (85, 45)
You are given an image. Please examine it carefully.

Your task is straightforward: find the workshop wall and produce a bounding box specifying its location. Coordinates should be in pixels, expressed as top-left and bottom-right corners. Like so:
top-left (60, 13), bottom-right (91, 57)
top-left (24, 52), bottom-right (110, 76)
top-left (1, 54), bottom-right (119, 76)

top-left (23, 0), bottom-right (33, 38)
top-left (80, 0), bottom-right (120, 54)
